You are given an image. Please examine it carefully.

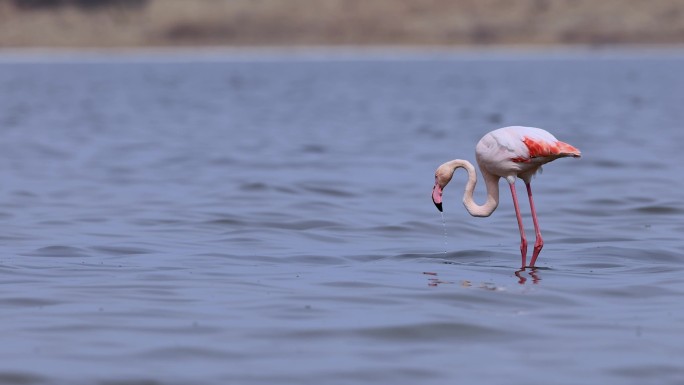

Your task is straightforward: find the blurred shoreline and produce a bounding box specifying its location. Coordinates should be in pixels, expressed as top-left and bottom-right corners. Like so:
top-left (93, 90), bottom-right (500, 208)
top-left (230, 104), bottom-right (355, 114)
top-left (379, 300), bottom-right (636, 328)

top-left (2, 44), bottom-right (684, 63)
top-left (2, 0), bottom-right (684, 48)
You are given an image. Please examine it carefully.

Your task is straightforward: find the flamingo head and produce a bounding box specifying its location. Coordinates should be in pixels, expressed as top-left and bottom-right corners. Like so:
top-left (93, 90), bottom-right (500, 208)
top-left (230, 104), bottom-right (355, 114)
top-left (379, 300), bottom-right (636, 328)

top-left (432, 164), bottom-right (455, 212)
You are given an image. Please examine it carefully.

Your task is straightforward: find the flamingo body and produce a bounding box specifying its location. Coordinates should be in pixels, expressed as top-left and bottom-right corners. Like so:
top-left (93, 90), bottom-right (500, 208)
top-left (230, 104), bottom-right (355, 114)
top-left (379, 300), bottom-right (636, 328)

top-left (475, 126), bottom-right (580, 183)
top-left (432, 126), bottom-right (580, 268)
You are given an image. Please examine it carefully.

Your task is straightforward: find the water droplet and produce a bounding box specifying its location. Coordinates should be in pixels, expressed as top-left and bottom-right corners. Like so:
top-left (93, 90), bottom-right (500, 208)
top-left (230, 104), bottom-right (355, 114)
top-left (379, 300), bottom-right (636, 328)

top-left (440, 211), bottom-right (448, 254)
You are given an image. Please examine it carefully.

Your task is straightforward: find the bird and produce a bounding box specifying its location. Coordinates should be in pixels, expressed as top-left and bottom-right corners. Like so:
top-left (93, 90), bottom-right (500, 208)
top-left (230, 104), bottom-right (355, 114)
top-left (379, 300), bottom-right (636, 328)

top-left (431, 126), bottom-right (581, 268)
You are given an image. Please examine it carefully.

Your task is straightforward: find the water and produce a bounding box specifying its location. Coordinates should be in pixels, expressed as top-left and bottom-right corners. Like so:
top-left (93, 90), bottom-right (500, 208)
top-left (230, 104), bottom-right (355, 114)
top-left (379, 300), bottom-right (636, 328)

top-left (1, 49), bottom-right (683, 385)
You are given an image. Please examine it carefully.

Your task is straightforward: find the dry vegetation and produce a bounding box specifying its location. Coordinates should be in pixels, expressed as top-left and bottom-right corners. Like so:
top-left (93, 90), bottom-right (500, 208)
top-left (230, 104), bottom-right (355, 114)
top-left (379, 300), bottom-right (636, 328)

top-left (1, 0), bottom-right (684, 47)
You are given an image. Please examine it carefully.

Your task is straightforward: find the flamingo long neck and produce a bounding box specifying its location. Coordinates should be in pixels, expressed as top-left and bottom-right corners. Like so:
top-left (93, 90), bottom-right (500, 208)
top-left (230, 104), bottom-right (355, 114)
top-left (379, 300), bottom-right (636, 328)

top-left (448, 159), bottom-right (500, 217)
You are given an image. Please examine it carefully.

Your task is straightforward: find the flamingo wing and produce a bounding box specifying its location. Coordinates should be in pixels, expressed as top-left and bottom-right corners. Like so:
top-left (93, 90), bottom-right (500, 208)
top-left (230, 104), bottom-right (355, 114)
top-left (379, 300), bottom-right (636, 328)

top-left (494, 126), bottom-right (580, 163)
top-left (520, 137), bottom-right (581, 161)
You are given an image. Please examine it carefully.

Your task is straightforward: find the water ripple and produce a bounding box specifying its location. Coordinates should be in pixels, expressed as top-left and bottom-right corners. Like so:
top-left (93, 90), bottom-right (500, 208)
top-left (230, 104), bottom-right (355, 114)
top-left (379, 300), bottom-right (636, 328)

top-left (356, 321), bottom-right (527, 342)
top-left (0, 372), bottom-right (45, 385)
top-left (24, 245), bottom-right (91, 258)
top-left (91, 246), bottom-right (154, 255)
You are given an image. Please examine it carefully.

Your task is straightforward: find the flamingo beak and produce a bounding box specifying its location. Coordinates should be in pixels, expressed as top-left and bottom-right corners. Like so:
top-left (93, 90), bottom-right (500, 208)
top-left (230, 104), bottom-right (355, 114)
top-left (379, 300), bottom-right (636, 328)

top-left (432, 182), bottom-right (443, 212)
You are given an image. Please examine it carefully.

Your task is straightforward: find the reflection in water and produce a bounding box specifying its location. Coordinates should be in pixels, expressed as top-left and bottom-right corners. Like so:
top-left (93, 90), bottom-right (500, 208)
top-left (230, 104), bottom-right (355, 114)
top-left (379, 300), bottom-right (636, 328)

top-left (515, 268), bottom-right (541, 285)
top-left (423, 271), bottom-right (454, 286)
top-left (424, 271), bottom-right (524, 289)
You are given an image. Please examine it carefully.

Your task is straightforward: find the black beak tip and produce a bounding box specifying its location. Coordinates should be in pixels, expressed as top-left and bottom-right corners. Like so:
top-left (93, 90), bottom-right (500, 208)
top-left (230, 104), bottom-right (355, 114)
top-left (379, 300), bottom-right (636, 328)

top-left (434, 201), bottom-right (443, 212)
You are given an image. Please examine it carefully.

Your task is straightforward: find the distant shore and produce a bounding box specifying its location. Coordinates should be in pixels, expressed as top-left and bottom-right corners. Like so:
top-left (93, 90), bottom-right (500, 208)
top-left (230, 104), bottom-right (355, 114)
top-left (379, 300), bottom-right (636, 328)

top-left (2, 0), bottom-right (684, 48)
top-left (2, 45), bottom-right (684, 65)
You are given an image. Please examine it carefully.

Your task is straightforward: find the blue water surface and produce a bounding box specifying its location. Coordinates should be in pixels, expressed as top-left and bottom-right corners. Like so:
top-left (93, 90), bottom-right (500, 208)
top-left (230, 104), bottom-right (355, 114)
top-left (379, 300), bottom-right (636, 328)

top-left (0, 48), bottom-right (683, 385)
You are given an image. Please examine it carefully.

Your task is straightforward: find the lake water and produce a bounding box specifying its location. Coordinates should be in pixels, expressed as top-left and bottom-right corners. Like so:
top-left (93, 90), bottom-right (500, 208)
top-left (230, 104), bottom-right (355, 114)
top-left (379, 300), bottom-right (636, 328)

top-left (1, 48), bottom-right (683, 385)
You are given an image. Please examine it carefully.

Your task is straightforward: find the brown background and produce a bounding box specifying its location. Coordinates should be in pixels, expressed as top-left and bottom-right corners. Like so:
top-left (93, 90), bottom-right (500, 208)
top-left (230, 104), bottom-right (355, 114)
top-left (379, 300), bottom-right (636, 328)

top-left (1, 0), bottom-right (684, 47)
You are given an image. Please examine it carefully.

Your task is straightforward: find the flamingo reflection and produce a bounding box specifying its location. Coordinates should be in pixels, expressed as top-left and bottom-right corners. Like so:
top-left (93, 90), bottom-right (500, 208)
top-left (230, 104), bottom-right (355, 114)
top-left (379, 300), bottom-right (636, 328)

top-left (515, 267), bottom-right (541, 284)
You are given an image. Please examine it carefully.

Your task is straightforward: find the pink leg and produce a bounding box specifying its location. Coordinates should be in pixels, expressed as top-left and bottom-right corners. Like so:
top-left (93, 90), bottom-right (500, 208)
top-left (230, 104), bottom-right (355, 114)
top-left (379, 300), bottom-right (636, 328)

top-left (509, 182), bottom-right (527, 268)
top-left (526, 183), bottom-right (544, 267)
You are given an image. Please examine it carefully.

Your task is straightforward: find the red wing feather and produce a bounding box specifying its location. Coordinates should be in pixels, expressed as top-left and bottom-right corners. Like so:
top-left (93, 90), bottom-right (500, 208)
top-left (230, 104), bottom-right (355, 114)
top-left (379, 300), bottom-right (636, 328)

top-left (556, 141), bottom-right (581, 156)
top-left (513, 137), bottom-right (581, 162)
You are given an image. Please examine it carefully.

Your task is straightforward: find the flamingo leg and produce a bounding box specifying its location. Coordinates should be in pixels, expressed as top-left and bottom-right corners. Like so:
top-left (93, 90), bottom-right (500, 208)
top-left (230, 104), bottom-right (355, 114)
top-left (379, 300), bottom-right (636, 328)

top-left (525, 182), bottom-right (544, 267)
top-left (508, 182), bottom-right (527, 268)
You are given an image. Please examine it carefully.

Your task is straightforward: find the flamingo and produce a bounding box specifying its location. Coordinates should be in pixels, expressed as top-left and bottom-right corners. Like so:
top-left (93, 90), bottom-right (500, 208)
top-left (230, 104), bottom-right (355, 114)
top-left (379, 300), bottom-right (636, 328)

top-left (431, 126), bottom-right (581, 268)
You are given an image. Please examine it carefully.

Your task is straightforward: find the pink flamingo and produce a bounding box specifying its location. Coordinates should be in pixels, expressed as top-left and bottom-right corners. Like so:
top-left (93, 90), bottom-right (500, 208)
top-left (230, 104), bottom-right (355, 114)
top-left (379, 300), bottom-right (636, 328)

top-left (431, 126), bottom-right (581, 268)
